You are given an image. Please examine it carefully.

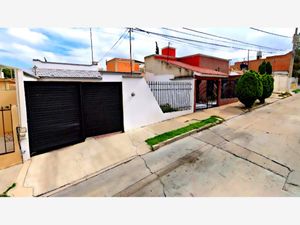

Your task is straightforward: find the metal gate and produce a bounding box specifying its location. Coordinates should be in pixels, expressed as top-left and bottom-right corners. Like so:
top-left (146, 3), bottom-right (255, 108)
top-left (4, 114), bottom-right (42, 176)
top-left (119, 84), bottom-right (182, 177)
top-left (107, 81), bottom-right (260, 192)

top-left (195, 79), bottom-right (218, 110)
top-left (0, 105), bottom-right (15, 155)
top-left (24, 82), bottom-right (124, 156)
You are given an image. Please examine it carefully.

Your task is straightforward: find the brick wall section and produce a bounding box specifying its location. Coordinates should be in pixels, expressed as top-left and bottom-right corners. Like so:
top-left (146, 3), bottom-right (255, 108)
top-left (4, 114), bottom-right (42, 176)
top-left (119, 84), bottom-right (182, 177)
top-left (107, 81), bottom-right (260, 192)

top-left (219, 97), bottom-right (239, 106)
top-left (199, 55), bottom-right (229, 74)
top-left (232, 52), bottom-right (292, 72)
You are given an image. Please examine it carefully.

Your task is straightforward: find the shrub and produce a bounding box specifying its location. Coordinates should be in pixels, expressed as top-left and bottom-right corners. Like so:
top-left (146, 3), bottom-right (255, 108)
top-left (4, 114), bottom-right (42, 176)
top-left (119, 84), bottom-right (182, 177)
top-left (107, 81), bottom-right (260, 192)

top-left (236, 71), bottom-right (263, 108)
top-left (265, 62), bottom-right (272, 75)
top-left (160, 103), bottom-right (177, 113)
top-left (258, 61), bottom-right (267, 74)
top-left (259, 74), bottom-right (274, 103)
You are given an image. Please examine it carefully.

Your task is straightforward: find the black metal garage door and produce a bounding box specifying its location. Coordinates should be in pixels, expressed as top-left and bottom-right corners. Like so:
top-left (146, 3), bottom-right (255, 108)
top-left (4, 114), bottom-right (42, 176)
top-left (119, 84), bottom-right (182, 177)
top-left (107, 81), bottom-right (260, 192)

top-left (24, 81), bottom-right (123, 156)
top-left (82, 82), bottom-right (123, 137)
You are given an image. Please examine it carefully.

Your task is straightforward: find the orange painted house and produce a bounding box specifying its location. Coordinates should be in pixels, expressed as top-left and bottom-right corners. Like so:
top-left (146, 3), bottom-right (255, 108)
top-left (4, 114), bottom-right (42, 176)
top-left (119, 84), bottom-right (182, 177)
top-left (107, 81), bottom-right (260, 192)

top-left (231, 51), bottom-right (292, 73)
top-left (106, 58), bottom-right (144, 73)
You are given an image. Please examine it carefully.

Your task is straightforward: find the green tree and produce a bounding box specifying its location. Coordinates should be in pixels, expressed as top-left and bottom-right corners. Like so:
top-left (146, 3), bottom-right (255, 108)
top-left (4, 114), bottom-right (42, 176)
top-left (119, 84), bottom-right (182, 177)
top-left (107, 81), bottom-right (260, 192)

top-left (292, 48), bottom-right (300, 78)
top-left (1, 68), bottom-right (15, 79)
top-left (265, 62), bottom-right (272, 75)
top-left (259, 74), bottom-right (274, 103)
top-left (258, 61), bottom-right (267, 74)
top-left (236, 71), bottom-right (263, 108)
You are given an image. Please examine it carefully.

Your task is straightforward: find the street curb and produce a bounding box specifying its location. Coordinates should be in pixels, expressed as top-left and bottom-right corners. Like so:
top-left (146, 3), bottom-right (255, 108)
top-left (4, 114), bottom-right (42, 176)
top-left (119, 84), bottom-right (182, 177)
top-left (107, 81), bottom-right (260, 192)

top-left (151, 119), bottom-right (224, 151)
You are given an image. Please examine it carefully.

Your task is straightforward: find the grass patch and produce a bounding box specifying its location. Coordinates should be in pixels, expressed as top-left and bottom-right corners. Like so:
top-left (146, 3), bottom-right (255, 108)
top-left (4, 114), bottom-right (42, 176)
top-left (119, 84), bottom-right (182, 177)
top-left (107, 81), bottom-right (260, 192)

top-left (145, 116), bottom-right (224, 148)
top-left (292, 89), bottom-right (300, 94)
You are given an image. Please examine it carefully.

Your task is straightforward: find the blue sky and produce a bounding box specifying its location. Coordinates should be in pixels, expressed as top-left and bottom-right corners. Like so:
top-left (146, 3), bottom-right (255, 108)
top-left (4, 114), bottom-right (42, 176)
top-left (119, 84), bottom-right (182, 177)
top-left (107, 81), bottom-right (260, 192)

top-left (0, 27), bottom-right (295, 70)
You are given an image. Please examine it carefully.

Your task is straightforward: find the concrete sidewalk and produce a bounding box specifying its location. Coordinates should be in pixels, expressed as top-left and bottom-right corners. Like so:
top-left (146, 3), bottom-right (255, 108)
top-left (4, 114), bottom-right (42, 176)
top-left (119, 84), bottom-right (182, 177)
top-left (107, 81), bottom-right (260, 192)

top-left (0, 94), bottom-right (283, 197)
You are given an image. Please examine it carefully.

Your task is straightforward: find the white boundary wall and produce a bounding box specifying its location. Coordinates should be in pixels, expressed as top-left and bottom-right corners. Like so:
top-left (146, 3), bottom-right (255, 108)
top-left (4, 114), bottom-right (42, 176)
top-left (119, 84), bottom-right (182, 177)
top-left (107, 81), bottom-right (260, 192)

top-left (15, 71), bottom-right (194, 160)
top-left (273, 72), bottom-right (299, 92)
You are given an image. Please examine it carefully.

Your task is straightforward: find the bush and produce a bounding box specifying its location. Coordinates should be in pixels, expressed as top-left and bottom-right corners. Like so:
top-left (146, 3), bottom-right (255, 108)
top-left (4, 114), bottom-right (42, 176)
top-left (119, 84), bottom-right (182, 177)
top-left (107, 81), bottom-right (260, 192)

top-left (265, 62), bottom-right (272, 75)
top-left (258, 61), bottom-right (267, 74)
top-left (259, 74), bottom-right (274, 103)
top-left (236, 71), bottom-right (263, 108)
top-left (160, 103), bottom-right (177, 113)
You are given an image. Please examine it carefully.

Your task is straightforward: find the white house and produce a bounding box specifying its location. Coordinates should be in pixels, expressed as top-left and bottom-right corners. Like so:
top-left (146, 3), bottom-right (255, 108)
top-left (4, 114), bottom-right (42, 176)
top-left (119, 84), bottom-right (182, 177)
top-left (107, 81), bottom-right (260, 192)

top-left (15, 60), bottom-right (194, 160)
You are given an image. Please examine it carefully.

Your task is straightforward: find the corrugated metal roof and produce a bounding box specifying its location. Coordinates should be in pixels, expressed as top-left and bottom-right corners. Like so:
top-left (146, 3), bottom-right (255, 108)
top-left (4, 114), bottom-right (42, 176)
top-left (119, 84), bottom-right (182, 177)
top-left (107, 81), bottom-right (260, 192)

top-left (35, 68), bottom-right (102, 79)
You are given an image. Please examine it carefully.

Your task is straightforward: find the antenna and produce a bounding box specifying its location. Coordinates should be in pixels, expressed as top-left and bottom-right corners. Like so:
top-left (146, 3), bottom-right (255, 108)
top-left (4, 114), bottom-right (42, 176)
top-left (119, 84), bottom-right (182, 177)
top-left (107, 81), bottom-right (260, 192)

top-left (129, 28), bottom-right (133, 75)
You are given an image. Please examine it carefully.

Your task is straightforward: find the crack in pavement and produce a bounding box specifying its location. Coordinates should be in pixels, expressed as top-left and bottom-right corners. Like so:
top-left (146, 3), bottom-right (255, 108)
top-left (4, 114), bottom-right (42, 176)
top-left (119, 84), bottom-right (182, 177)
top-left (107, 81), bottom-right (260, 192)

top-left (139, 155), bottom-right (167, 197)
top-left (208, 129), bottom-right (292, 172)
top-left (191, 131), bottom-right (291, 180)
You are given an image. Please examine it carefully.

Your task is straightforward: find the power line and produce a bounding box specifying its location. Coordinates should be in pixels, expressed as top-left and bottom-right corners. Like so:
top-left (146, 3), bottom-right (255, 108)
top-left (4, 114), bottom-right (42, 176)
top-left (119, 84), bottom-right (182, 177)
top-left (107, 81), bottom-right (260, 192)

top-left (250, 27), bottom-right (292, 38)
top-left (99, 28), bottom-right (128, 62)
top-left (162, 27), bottom-right (265, 49)
top-left (135, 30), bottom-right (231, 53)
top-left (182, 27), bottom-right (286, 51)
top-left (133, 27), bottom-right (277, 53)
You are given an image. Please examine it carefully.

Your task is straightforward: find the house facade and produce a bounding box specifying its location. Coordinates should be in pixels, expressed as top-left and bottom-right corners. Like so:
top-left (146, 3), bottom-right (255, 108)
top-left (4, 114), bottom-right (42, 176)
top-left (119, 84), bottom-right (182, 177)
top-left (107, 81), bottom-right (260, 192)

top-left (231, 51), bottom-right (297, 92)
top-left (144, 47), bottom-right (239, 110)
top-left (106, 58), bottom-right (144, 73)
top-left (231, 52), bottom-right (292, 73)
top-left (13, 59), bottom-right (194, 161)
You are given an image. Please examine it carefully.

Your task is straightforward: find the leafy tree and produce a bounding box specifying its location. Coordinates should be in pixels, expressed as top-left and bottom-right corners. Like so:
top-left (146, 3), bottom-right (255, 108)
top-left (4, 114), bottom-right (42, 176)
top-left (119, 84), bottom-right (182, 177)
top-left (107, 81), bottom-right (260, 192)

top-left (1, 68), bottom-right (14, 79)
top-left (236, 70), bottom-right (263, 108)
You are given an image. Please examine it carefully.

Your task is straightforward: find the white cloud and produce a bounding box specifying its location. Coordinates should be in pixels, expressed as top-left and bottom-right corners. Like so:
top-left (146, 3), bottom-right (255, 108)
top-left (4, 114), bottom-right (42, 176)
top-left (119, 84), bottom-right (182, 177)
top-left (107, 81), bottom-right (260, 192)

top-left (0, 27), bottom-right (296, 69)
top-left (7, 28), bottom-right (48, 44)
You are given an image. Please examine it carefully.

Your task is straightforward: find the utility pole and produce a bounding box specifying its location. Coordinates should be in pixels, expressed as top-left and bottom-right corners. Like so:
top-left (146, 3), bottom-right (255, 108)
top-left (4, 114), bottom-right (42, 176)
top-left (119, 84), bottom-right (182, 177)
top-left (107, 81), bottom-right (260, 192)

top-left (289, 27), bottom-right (299, 78)
top-left (247, 49), bottom-right (250, 70)
top-left (129, 28), bottom-right (133, 76)
top-left (90, 28), bottom-right (94, 64)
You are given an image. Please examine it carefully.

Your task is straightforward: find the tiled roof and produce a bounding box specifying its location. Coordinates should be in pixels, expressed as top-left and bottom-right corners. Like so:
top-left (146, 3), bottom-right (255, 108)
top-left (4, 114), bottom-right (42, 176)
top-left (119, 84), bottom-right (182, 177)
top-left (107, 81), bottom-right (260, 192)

top-left (158, 59), bottom-right (228, 77)
top-left (34, 68), bottom-right (102, 79)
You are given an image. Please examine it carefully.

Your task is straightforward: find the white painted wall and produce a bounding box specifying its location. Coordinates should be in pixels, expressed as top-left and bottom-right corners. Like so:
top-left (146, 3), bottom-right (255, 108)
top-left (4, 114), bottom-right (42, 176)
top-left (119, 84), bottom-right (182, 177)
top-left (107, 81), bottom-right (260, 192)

top-left (273, 73), bottom-right (291, 92)
top-left (144, 72), bottom-right (175, 81)
top-left (121, 77), bottom-right (193, 131)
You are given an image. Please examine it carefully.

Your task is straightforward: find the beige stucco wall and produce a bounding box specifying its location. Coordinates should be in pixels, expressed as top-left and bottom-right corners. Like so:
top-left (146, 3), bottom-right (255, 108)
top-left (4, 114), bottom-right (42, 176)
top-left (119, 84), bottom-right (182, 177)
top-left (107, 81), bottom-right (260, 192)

top-left (0, 90), bottom-right (17, 106)
top-left (145, 56), bottom-right (193, 77)
top-left (0, 105), bottom-right (22, 170)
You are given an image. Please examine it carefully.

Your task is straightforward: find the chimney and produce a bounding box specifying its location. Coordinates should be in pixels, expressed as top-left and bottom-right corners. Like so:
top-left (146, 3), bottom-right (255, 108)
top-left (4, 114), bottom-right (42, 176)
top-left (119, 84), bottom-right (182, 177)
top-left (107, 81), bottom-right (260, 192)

top-left (161, 47), bottom-right (176, 58)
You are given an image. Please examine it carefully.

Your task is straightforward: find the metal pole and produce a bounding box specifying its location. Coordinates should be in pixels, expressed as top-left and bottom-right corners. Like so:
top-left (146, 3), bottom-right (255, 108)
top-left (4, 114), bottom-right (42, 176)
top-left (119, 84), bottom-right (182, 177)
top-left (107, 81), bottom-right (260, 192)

top-left (90, 28), bottom-right (94, 64)
top-left (289, 27), bottom-right (298, 78)
top-left (129, 28), bottom-right (133, 76)
top-left (247, 49), bottom-right (250, 70)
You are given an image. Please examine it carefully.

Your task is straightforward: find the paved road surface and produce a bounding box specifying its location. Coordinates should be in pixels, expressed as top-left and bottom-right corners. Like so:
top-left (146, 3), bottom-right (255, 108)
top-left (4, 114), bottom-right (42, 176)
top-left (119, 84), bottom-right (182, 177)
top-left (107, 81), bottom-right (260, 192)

top-left (52, 95), bottom-right (300, 197)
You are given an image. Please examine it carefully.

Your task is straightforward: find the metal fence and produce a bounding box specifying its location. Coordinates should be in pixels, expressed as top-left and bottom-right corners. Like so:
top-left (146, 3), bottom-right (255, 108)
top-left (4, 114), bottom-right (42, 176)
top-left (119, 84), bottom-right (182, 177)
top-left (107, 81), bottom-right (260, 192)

top-left (147, 81), bottom-right (192, 112)
top-left (0, 105), bottom-right (15, 155)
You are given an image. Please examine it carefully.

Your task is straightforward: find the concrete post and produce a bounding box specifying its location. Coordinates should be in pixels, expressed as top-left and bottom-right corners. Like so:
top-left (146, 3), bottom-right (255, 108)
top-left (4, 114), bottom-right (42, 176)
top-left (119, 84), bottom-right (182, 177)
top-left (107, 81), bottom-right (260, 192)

top-left (15, 69), bottom-right (31, 161)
